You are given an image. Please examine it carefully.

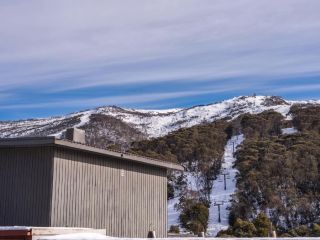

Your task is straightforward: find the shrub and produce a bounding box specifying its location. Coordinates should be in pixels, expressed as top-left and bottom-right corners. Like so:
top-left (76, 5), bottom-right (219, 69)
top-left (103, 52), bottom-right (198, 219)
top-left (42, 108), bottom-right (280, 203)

top-left (232, 218), bottom-right (257, 237)
top-left (253, 212), bottom-right (272, 237)
top-left (167, 181), bottom-right (175, 200)
top-left (169, 225), bottom-right (180, 234)
top-left (216, 229), bottom-right (235, 238)
top-left (179, 200), bottom-right (209, 235)
top-left (288, 225), bottom-right (311, 237)
top-left (279, 232), bottom-right (292, 237)
top-left (312, 223), bottom-right (320, 236)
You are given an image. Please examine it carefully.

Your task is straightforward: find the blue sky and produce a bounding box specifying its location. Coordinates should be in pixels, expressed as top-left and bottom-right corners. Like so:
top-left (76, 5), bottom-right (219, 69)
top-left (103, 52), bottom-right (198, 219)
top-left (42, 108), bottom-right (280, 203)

top-left (1, 0), bottom-right (320, 120)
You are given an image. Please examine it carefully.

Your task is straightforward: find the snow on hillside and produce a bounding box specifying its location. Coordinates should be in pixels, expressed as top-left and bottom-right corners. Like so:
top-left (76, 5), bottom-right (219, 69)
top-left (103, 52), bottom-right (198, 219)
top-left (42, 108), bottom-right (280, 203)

top-left (282, 127), bottom-right (298, 135)
top-left (0, 96), bottom-right (319, 139)
top-left (99, 96), bottom-right (293, 137)
top-left (207, 134), bottom-right (244, 237)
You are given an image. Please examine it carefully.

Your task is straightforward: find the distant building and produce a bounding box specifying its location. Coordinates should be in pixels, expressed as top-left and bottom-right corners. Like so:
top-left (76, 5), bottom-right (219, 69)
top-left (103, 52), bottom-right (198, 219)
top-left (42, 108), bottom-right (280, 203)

top-left (0, 129), bottom-right (183, 238)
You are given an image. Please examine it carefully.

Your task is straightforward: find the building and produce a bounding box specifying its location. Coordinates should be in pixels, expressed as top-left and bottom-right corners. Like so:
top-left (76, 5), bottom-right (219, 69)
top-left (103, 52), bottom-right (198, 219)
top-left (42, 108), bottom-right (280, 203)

top-left (0, 131), bottom-right (183, 238)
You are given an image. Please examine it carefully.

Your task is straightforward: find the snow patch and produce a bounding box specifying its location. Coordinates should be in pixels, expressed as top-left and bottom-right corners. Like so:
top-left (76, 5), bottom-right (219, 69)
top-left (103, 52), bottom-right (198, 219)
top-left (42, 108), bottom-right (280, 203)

top-left (73, 110), bottom-right (94, 128)
top-left (168, 196), bottom-right (180, 227)
top-left (0, 226), bottom-right (31, 230)
top-left (37, 233), bottom-right (111, 240)
top-left (282, 127), bottom-right (298, 135)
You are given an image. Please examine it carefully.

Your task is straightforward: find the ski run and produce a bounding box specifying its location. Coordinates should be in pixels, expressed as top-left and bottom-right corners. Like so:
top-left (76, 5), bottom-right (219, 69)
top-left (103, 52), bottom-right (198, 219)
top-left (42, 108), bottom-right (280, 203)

top-left (207, 134), bottom-right (244, 236)
top-left (168, 134), bottom-right (244, 237)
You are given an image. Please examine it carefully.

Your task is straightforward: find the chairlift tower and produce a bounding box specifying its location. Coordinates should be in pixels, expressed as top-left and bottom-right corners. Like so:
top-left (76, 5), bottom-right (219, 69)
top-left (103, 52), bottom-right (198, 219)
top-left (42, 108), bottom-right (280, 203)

top-left (221, 172), bottom-right (231, 190)
top-left (232, 141), bottom-right (235, 154)
top-left (213, 200), bottom-right (224, 223)
top-left (218, 168), bottom-right (230, 191)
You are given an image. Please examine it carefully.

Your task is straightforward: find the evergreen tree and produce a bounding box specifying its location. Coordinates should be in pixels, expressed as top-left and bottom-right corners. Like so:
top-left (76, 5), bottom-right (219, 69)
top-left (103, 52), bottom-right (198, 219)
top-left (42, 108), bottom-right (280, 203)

top-left (253, 212), bottom-right (272, 237)
top-left (178, 199), bottom-right (209, 235)
top-left (232, 218), bottom-right (257, 237)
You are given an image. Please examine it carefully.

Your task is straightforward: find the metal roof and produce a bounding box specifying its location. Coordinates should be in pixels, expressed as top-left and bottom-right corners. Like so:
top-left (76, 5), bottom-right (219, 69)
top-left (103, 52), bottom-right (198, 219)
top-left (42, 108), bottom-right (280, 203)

top-left (0, 137), bottom-right (184, 171)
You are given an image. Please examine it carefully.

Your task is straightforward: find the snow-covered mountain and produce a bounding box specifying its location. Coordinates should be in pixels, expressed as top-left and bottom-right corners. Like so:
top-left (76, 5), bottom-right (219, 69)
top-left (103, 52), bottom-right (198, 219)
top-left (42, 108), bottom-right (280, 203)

top-left (1, 96), bottom-right (319, 147)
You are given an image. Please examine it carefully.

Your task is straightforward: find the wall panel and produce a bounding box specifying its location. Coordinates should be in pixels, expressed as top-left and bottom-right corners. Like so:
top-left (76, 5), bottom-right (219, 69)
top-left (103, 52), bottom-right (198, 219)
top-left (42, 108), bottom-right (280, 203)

top-left (0, 147), bottom-right (53, 226)
top-left (51, 147), bottom-right (167, 238)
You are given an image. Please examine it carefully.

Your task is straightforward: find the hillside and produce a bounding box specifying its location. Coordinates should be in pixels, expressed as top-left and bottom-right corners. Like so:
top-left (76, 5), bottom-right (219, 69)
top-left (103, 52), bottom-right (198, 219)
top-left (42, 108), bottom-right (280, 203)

top-left (130, 106), bottom-right (320, 237)
top-left (1, 96), bottom-right (319, 150)
top-left (218, 106), bottom-right (320, 237)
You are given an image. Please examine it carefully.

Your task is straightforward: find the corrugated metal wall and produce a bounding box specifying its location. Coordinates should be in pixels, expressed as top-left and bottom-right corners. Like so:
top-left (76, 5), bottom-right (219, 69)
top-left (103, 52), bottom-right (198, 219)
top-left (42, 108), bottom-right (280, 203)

top-left (0, 147), bottom-right (53, 226)
top-left (51, 147), bottom-right (168, 238)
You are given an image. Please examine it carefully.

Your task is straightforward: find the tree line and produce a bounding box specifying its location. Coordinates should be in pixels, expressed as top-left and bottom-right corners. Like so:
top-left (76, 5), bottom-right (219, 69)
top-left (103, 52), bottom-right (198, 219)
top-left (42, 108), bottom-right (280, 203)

top-left (224, 106), bottom-right (320, 237)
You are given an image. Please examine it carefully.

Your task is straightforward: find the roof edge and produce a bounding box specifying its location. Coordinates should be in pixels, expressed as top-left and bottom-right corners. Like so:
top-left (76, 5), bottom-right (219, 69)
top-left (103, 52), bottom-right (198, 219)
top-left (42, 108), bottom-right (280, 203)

top-left (54, 139), bottom-right (184, 171)
top-left (0, 137), bottom-right (183, 171)
top-left (0, 136), bottom-right (55, 146)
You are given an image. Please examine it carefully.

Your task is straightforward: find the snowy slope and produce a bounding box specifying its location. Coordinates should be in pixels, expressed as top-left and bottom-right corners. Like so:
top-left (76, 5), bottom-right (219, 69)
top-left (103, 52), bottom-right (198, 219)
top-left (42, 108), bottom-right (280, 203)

top-left (168, 135), bottom-right (245, 235)
top-left (0, 96), bottom-right (319, 139)
top-left (97, 96), bottom-right (292, 137)
top-left (207, 134), bottom-right (244, 237)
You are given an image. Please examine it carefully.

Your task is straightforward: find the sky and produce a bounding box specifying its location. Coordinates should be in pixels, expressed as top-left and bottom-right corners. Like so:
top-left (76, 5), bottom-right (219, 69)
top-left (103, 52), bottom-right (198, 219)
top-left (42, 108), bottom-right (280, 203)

top-left (0, 0), bottom-right (320, 120)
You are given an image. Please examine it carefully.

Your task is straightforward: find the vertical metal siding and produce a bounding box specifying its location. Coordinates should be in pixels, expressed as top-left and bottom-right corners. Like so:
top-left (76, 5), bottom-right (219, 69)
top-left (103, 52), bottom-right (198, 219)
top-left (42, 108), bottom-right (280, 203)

top-left (51, 147), bottom-right (167, 238)
top-left (0, 147), bottom-right (53, 226)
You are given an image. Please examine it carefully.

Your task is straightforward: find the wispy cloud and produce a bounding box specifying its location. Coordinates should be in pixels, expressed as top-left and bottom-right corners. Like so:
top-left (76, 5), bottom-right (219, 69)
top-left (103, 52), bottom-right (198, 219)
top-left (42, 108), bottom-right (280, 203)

top-left (272, 84), bottom-right (320, 94)
top-left (1, 1), bottom-right (320, 89)
top-left (0, 84), bottom-right (245, 110)
top-left (0, 92), bottom-right (13, 101)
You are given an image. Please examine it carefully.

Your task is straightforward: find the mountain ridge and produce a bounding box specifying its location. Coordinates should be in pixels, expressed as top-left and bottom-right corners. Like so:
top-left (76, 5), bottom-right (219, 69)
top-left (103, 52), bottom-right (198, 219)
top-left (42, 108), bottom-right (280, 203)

top-left (1, 96), bottom-right (319, 148)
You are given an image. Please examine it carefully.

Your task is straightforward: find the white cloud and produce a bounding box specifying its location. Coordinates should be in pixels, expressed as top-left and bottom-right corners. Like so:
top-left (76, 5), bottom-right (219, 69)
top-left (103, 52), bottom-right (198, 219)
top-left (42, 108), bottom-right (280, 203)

top-left (0, 0), bottom-right (320, 91)
top-left (0, 84), bottom-right (245, 110)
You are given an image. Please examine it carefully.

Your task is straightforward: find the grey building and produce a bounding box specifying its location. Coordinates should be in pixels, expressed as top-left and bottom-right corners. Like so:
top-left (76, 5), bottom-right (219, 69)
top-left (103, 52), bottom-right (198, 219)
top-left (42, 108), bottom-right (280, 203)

top-left (0, 135), bottom-right (183, 238)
